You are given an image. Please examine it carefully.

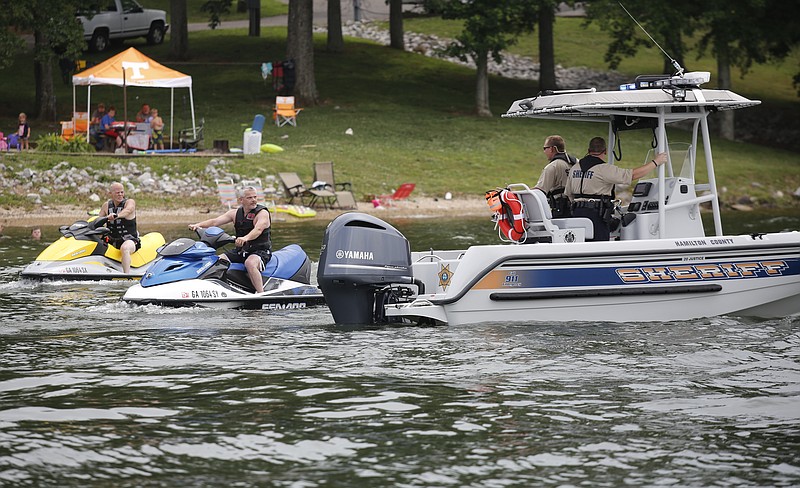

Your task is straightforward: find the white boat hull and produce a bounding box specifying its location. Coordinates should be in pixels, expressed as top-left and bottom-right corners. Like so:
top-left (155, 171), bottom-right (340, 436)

top-left (385, 234), bottom-right (800, 324)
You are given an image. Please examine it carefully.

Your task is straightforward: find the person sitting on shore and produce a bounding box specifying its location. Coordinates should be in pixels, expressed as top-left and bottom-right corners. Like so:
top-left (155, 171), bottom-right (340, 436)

top-left (100, 106), bottom-right (123, 150)
top-left (90, 103), bottom-right (106, 141)
top-left (135, 104), bottom-right (152, 124)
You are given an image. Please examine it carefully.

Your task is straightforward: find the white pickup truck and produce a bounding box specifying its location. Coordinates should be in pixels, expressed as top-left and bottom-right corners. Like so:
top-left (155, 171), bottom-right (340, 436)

top-left (78, 0), bottom-right (169, 52)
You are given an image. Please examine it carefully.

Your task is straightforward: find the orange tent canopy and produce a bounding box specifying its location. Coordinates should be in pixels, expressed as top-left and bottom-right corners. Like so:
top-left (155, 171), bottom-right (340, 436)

top-left (72, 47), bottom-right (191, 88)
top-left (71, 47), bottom-right (196, 147)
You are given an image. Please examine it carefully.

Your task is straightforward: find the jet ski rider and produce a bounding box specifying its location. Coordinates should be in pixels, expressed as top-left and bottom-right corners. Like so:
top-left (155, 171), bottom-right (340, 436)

top-left (99, 181), bottom-right (140, 274)
top-left (189, 186), bottom-right (272, 292)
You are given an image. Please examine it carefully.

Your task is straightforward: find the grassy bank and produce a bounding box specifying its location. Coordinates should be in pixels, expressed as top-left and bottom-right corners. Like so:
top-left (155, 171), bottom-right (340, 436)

top-left (1, 22), bottom-right (799, 212)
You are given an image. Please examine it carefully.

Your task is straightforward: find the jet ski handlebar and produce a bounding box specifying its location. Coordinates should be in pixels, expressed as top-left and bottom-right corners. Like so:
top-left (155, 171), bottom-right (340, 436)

top-left (194, 226), bottom-right (236, 250)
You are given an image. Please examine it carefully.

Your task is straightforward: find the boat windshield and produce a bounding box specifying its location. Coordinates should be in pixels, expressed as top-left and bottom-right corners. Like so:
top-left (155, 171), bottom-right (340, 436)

top-left (645, 142), bottom-right (694, 181)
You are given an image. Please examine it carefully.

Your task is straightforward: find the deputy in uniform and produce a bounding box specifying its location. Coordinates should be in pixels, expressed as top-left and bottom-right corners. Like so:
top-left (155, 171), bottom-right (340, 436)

top-left (565, 137), bottom-right (667, 241)
top-left (189, 187), bottom-right (272, 292)
top-left (99, 182), bottom-right (140, 274)
top-left (534, 134), bottom-right (578, 217)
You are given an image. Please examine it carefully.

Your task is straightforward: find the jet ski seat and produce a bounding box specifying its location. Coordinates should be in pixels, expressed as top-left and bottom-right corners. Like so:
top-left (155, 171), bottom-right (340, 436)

top-left (509, 184), bottom-right (594, 243)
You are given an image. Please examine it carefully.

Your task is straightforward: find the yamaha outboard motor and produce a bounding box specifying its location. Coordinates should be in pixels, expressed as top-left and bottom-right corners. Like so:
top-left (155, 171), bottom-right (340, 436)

top-left (318, 213), bottom-right (413, 324)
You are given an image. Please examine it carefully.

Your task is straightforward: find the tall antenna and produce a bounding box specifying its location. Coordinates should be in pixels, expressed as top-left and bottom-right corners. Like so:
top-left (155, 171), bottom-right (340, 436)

top-left (618, 2), bottom-right (684, 77)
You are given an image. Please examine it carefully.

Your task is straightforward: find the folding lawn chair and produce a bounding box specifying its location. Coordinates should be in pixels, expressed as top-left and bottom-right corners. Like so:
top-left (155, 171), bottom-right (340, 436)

top-left (378, 183), bottom-right (416, 206)
top-left (274, 97), bottom-right (302, 127)
top-left (216, 177), bottom-right (237, 209)
top-left (313, 161), bottom-right (357, 210)
top-left (179, 118), bottom-right (205, 150)
top-left (278, 172), bottom-right (336, 209)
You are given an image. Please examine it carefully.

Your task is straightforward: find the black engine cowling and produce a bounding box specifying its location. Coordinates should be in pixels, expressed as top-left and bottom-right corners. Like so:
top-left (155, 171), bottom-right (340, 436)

top-left (318, 213), bottom-right (413, 324)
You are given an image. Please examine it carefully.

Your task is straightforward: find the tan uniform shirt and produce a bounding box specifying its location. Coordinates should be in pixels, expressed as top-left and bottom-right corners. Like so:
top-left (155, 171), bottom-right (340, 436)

top-left (535, 158), bottom-right (571, 194)
top-left (565, 155), bottom-right (634, 200)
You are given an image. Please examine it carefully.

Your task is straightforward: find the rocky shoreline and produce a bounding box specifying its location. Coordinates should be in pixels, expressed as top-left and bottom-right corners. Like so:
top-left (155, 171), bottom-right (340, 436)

top-left (0, 196), bottom-right (489, 227)
top-left (0, 158), bottom-right (492, 226)
top-left (1, 155), bottom-right (796, 228)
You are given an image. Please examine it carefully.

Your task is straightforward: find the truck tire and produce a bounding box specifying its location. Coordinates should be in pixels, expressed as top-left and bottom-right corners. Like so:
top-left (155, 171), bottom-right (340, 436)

top-left (147, 22), bottom-right (165, 45)
top-left (89, 29), bottom-right (110, 52)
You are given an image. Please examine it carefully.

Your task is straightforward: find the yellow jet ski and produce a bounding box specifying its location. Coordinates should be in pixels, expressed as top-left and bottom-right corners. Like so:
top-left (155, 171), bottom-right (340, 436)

top-left (20, 217), bottom-right (165, 281)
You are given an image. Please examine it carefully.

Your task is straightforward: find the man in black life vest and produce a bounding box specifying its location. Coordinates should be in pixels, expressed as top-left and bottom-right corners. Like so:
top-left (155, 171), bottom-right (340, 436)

top-left (99, 182), bottom-right (140, 274)
top-left (534, 134), bottom-right (578, 218)
top-left (189, 187), bottom-right (272, 292)
top-left (565, 137), bottom-right (667, 241)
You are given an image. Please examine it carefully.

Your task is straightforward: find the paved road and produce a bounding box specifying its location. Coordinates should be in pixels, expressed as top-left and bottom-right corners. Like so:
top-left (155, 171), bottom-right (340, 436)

top-left (188, 0), bottom-right (393, 31)
top-left (187, 1), bottom-right (584, 31)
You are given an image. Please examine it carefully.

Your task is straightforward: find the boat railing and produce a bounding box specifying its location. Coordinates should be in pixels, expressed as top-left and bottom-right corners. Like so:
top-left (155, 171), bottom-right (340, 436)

top-left (662, 193), bottom-right (715, 213)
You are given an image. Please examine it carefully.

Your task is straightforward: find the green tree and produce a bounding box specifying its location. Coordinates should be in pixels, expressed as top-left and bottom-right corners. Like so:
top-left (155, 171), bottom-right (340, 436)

top-left (201, 0), bottom-right (234, 30)
top-left (287, 0), bottom-right (318, 105)
top-left (441, 0), bottom-right (528, 116)
top-left (695, 0), bottom-right (800, 139)
top-left (169, 0), bottom-right (189, 60)
top-left (389, 0), bottom-right (404, 50)
top-left (586, 0), bottom-right (695, 75)
top-left (327, 0), bottom-right (344, 53)
top-left (0, 0), bottom-right (101, 120)
top-left (587, 0), bottom-right (800, 140)
top-left (535, 0), bottom-right (555, 90)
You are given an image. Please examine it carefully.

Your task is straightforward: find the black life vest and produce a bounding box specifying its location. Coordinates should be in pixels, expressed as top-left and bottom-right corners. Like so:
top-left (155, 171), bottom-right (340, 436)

top-left (574, 155), bottom-right (614, 201)
top-left (235, 204), bottom-right (272, 251)
top-left (106, 198), bottom-right (138, 239)
top-left (546, 152), bottom-right (577, 217)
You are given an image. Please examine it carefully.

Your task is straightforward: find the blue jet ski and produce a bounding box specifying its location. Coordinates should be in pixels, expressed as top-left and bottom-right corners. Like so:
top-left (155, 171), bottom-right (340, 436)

top-left (122, 227), bottom-right (325, 310)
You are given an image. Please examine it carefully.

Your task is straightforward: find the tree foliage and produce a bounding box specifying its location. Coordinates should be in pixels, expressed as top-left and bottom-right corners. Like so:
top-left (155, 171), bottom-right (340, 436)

top-left (441, 0), bottom-right (530, 116)
top-left (0, 0), bottom-right (103, 119)
top-left (587, 0), bottom-right (799, 81)
top-left (586, 0), bottom-right (698, 74)
top-left (201, 0), bottom-right (234, 30)
top-left (587, 0), bottom-right (800, 140)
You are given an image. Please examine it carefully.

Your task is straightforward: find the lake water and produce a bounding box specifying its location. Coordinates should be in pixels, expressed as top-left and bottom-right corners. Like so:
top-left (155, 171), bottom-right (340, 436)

top-left (1, 211), bottom-right (799, 486)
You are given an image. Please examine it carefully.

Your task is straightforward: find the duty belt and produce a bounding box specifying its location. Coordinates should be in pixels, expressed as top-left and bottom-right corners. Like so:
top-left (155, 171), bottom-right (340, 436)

top-left (572, 200), bottom-right (605, 209)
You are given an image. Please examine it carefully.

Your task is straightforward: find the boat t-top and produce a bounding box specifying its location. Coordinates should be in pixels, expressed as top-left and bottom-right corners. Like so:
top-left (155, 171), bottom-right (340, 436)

top-left (316, 71), bottom-right (800, 325)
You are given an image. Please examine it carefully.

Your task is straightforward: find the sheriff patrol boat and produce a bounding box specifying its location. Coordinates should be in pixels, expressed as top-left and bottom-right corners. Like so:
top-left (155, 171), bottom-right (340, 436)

top-left (316, 71), bottom-right (800, 325)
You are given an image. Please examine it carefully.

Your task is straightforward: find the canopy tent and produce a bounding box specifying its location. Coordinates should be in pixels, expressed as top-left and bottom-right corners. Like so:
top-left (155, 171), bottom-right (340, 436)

top-left (71, 47), bottom-right (196, 149)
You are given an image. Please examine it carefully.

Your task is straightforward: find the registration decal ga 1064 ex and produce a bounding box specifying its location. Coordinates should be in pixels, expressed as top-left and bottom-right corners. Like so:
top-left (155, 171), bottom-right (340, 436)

top-left (63, 266), bottom-right (89, 273)
top-left (616, 260), bottom-right (790, 283)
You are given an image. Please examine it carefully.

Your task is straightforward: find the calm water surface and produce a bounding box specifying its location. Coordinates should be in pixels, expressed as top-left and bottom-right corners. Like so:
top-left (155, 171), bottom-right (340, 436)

top-left (0, 212), bottom-right (798, 486)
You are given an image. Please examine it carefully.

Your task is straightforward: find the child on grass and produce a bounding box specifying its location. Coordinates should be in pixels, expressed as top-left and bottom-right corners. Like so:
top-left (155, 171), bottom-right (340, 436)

top-left (17, 113), bottom-right (30, 150)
